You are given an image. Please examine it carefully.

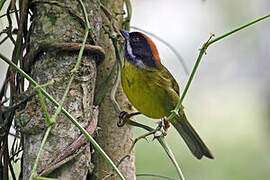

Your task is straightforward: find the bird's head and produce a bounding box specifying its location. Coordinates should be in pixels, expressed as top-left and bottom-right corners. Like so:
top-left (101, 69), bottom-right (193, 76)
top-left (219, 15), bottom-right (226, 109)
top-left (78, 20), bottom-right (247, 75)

top-left (120, 30), bottom-right (162, 68)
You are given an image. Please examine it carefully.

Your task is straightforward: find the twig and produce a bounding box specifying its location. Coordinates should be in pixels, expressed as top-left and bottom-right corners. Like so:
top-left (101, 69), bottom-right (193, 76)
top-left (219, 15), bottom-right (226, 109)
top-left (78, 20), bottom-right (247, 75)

top-left (136, 173), bottom-right (177, 180)
top-left (36, 88), bottom-right (55, 125)
top-left (117, 112), bottom-right (141, 127)
top-left (101, 3), bottom-right (123, 112)
top-left (6, 5), bottom-right (16, 45)
top-left (14, 4), bottom-right (20, 28)
top-left (123, 0), bottom-right (132, 31)
top-left (10, 0), bottom-right (29, 96)
top-left (167, 13), bottom-right (270, 122)
top-left (110, 56), bottom-right (122, 113)
top-left (30, 83), bottom-right (55, 180)
top-left (125, 119), bottom-right (153, 132)
top-left (3, 135), bottom-right (8, 180)
top-left (34, 177), bottom-right (58, 180)
top-left (121, 117), bottom-right (186, 179)
top-left (0, 35), bottom-right (9, 44)
top-left (0, 72), bottom-right (9, 101)
top-left (29, 126), bottom-right (53, 180)
top-left (9, 148), bottom-right (23, 162)
top-left (8, 153), bottom-right (16, 179)
top-left (0, 10), bottom-right (19, 19)
top-left (157, 137), bottom-right (185, 180)
top-left (117, 130), bottom-right (155, 167)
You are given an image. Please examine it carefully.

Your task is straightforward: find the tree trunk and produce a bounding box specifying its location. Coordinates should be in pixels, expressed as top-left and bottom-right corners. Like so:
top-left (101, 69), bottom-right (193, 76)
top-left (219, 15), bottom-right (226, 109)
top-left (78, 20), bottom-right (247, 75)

top-left (91, 1), bottom-right (135, 179)
top-left (15, 0), bottom-right (135, 179)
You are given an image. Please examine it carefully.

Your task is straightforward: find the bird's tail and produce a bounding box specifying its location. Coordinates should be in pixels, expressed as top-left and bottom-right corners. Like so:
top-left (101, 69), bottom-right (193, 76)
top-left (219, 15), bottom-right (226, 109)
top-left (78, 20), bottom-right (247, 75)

top-left (171, 112), bottom-right (214, 159)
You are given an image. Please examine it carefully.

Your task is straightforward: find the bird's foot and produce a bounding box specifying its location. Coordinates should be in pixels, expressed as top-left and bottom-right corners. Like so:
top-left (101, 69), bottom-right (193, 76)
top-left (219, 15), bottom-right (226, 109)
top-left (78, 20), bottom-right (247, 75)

top-left (156, 117), bottom-right (170, 136)
top-left (118, 111), bottom-right (141, 127)
top-left (118, 111), bottom-right (129, 127)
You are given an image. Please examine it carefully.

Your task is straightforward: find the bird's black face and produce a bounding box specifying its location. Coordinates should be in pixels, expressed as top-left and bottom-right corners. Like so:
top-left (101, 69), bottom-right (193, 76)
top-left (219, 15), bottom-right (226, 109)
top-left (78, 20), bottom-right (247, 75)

top-left (120, 30), bottom-right (156, 68)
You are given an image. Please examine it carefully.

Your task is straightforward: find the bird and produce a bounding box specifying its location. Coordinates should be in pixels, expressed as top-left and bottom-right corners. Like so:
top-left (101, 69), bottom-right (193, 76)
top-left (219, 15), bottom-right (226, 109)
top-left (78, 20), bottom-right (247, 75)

top-left (120, 30), bottom-right (214, 159)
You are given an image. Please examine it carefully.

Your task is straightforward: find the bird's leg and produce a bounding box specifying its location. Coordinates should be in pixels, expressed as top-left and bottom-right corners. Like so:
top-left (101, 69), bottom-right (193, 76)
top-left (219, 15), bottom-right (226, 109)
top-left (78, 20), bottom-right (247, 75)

top-left (163, 118), bottom-right (170, 135)
top-left (156, 117), bottom-right (170, 136)
top-left (117, 111), bottom-right (141, 127)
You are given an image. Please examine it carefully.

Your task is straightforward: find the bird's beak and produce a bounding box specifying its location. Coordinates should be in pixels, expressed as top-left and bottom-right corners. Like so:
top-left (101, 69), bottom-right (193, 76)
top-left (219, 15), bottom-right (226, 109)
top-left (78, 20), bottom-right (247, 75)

top-left (120, 30), bottom-right (130, 40)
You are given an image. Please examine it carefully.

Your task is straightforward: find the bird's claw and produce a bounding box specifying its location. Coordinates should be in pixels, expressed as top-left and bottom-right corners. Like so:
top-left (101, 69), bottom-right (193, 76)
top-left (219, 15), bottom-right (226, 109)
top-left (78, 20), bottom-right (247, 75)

top-left (157, 117), bottom-right (170, 135)
top-left (117, 111), bottom-right (129, 127)
top-left (118, 111), bottom-right (141, 127)
top-left (119, 111), bottom-right (129, 119)
top-left (154, 130), bottom-right (163, 138)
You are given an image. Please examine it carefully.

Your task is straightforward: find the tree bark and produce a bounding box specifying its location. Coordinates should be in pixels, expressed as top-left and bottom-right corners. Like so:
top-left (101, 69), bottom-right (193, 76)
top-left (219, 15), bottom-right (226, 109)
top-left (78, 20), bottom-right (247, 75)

top-left (15, 0), bottom-right (135, 179)
top-left (91, 0), bottom-right (135, 179)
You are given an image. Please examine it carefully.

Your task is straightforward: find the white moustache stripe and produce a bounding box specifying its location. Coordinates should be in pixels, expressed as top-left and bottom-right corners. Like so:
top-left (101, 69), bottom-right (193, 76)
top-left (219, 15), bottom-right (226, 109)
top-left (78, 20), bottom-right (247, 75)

top-left (126, 40), bottom-right (136, 59)
top-left (126, 40), bottom-right (145, 68)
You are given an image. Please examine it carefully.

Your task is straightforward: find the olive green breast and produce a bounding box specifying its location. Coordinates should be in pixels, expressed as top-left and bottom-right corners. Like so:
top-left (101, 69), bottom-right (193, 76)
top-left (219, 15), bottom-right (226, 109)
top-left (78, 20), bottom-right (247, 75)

top-left (121, 61), bottom-right (179, 119)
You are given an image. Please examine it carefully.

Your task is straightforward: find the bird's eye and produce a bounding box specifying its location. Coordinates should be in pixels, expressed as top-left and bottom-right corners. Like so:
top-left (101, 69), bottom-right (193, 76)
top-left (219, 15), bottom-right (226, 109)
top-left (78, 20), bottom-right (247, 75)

top-left (131, 37), bottom-right (140, 42)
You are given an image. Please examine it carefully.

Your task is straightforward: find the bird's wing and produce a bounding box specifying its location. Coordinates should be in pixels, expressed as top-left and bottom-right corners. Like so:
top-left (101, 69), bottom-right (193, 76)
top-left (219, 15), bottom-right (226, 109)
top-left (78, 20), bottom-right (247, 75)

top-left (159, 65), bottom-right (180, 95)
top-left (143, 65), bottom-right (180, 95)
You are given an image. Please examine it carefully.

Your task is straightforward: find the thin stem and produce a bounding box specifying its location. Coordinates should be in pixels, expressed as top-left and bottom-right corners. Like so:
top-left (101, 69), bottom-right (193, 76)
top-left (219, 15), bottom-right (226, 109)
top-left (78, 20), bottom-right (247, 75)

top-left (78, 0), bottom-right (90, 29)
top-left (34, 177), bottom-right (58, 180)
top-left (124, 118), bottom-right (185, 179)
top-left (50, 75), bottom-right (74, 122)
top-left (157, 137), bottom-right (185, 180)
top-left (37, 88), bottom-right (54, 125)
top-left (174, 46), bottom-right (205, 113)
top-left (29, 126), bottom-right (53, 180)
top-left (50, 19), bottom-right (90, 122)
top-left (173, 13), bottom-right (270, 114)
top-left (71, 22), bottom-right (89, 73)
top-left (209, 13), bottom-right (270, 45)
top-left (110, 37), bottom-right (123, 114)
top-left (117, 130), bottom-right (155, 167)
top-left (126, 119), bottom-right (154, 132)
top-left (0, 53), bottom-right (38, 86)
top-left (110, 60), bottom-right (122, 113)
top-left (136, 174), bottom-right (177, 180)
top-left (123, 0), bottom-right (132, 31)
